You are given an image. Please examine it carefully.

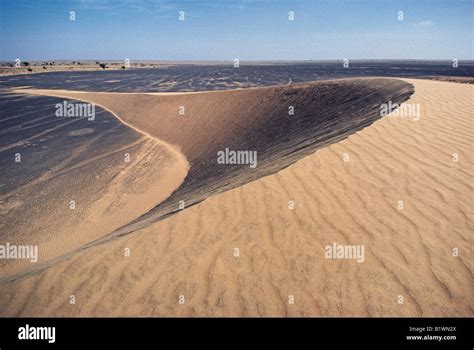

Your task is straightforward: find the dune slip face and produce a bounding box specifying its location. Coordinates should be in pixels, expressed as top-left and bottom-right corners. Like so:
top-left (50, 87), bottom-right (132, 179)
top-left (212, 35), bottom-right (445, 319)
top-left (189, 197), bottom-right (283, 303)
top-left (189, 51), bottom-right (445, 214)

top-left (6, 78), bottom-right (414, 255)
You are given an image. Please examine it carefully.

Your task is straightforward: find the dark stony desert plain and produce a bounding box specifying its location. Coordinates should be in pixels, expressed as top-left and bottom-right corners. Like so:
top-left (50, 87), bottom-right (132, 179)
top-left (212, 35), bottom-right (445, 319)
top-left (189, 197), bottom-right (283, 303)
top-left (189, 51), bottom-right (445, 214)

top-left (0, 61), bottom-right (473, 316)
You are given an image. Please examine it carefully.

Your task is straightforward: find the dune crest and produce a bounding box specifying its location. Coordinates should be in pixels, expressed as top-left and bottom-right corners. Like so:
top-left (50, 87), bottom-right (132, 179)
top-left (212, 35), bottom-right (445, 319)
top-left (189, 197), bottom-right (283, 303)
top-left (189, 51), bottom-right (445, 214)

top-left (13, 78), bottom-right (414, 242)
top-left (3, 78), bottom-right (413, 281)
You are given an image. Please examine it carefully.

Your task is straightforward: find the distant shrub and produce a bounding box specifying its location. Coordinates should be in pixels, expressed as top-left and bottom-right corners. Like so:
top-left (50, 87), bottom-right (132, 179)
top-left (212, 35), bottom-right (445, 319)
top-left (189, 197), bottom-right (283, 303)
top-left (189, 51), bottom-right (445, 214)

top-left (99, 63), bottom-right (107, 70)
top-left (43, 66), bottom-right (47, 69)
top-left (23, 61), bottom-right (30, 66)
top-left (121, 65), bottom-right (126, 70)
top-left (27, 67), bottom-right (33, 72)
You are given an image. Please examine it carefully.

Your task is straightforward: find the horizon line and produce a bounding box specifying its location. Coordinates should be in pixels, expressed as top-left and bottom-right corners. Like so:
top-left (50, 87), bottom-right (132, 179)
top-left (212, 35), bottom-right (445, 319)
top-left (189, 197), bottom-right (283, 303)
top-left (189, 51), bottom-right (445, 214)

top-left (2, 58), bottom-right (474, 63)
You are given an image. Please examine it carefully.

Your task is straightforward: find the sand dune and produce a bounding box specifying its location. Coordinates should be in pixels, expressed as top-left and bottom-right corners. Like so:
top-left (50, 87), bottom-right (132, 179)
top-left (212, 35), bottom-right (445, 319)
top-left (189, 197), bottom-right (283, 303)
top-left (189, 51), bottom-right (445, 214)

top-left (11, 78), bottom-right (413, 239)
top-left (0, 78), bottom-right (472, 316)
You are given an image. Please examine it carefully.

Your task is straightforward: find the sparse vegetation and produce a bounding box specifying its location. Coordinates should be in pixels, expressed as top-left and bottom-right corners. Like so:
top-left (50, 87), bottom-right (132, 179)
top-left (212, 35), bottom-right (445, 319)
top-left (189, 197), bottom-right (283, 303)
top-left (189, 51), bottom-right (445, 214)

top-left (121, 65), bottom-right (126, 70)
top-left (99, 63), bottom-right (107, 70)
top-left (27, 67), bottom-right (33, 72)
top-left (23, 62), bottom-right (30, 67)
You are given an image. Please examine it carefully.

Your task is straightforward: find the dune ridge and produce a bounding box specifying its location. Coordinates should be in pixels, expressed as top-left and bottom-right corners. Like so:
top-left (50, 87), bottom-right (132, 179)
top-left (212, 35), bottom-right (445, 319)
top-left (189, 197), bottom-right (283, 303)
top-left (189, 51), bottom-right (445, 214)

top-left (2, 78), bottom-right (413, 283)
top-left (11, 78), bottom-right (414, 245)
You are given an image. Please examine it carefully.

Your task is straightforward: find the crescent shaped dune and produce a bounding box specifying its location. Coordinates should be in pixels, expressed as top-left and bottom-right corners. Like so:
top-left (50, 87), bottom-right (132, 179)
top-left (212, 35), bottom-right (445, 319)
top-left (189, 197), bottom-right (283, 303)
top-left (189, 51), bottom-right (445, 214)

top-left (3, 78), bottom-right (412, 272)
top-left (1, 78), bottom-right (472, 317)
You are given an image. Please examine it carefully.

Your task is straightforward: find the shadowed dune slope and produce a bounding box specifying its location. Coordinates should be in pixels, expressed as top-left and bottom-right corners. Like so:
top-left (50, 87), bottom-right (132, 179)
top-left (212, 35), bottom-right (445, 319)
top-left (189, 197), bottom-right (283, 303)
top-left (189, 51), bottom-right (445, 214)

top-left (14, 78), bottom-right (414, 240)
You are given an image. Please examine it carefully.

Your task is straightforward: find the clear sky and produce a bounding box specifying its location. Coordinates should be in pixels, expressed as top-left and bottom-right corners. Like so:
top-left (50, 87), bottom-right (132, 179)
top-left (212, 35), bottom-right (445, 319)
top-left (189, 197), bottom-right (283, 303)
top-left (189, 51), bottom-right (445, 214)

top-left (0, 0), bottom-right (472, 61)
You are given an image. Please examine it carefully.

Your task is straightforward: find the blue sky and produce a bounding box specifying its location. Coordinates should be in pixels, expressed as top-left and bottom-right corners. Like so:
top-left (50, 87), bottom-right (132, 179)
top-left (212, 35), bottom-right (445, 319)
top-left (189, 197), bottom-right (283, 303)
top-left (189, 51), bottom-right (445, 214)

top-left (0, 0), bottom-right (472, 61)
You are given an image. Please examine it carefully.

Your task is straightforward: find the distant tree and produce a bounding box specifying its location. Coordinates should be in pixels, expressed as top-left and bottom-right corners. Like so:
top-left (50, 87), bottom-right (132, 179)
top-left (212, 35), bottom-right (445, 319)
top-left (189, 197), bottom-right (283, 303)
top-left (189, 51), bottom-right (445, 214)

top-left (77, 61), bottom-right (82, 65)
top-left (95, 61), bottom-right (100, 64)
top-left (121, 65), bottom-right (126, 70)
top-left (43, 66), bottom-right (47, 69)
top-left (23, 61), bottom-right (30, 66)
top-left (27, 67), bottom-right (33, 72)
top-left (99, 63), bottom-right (107, 70)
